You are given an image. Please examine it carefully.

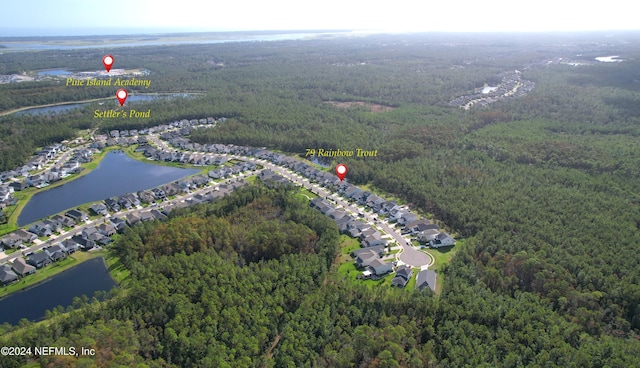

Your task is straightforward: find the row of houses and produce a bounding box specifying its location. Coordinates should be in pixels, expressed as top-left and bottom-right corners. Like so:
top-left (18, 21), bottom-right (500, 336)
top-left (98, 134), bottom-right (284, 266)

top-left (108, 117), bottom-right (219, 139)
top-left (157, 126), bottom-right (455, 250)
top-left (1, 148), bottom-right (89, 194)
top-left (1, 152), bottom-right (256, 253)
top-left (1, 178), bottom-right (249, 285)
top-left (0, 208), bottom-right (89, 250)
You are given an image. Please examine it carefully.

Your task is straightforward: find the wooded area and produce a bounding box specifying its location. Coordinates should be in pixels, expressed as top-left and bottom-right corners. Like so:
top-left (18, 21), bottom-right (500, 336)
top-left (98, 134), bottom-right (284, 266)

top-left (1, 32), bottom-right (639, 366)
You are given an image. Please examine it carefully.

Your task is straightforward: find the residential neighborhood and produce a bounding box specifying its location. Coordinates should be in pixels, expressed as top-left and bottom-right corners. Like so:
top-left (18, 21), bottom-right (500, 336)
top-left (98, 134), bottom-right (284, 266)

top-left (0, 116), bottom-right (455, 294)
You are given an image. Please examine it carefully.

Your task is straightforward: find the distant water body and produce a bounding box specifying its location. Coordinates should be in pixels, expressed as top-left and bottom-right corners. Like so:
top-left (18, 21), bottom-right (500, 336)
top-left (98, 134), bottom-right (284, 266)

top-left (13, 94), bottom-right (193, 116)
top-left (0, 30), bottom-right (352, 51)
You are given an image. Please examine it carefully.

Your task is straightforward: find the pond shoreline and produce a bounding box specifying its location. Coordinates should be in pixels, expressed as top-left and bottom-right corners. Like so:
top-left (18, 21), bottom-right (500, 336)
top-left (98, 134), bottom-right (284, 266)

top-left (0, 92), bottom-right (205, 116)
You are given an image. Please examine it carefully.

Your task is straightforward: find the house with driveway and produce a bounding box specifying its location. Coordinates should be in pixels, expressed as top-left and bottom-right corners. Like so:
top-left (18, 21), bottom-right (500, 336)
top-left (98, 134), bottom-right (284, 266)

top-left (354, 246), bottom-right (385, 268)
top-left (0, 233), bottom-right (23, 249)
top-left (368, 259), bottom-right (393, 278)
top-left (65, 209), bottom-right (88, 222)
top-left (430, 232), bottom-right (455, 248)
top-left (45, 243), bottom-right (69, 262)
top-left (416, 269), bottom-right (437, 292)
top-left (391, 265), bottom-right (413, 288)
top-left (14, 229), bottom-right (37, 243)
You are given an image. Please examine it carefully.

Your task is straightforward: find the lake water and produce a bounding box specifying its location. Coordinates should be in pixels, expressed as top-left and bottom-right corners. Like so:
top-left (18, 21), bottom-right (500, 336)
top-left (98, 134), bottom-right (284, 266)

top-left (37, 69), bottom-right (73, 76)
top-left (14, 94), bottom-right (194, 116)
top-left (595, 55), bottom-right (624, 63)
top-left (0, 257), bottom-right (117, 325)
top-left (18, 151), bottom-right (199, 226)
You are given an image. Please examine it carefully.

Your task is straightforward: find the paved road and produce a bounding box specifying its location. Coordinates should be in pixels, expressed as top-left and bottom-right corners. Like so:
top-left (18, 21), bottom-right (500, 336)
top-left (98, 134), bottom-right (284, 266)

top-left (3, 131), bottom-right (432, 269)
top-left (148, 132), bottom-right (432, 268)
top-left (0, 175), bottom-right (250, 265)
top-left (242, 158), bottom-right (432, 268)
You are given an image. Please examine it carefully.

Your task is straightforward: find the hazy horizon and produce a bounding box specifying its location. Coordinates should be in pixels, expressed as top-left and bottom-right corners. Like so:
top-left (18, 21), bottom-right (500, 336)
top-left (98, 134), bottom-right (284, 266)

top-left (2, 0), bottom-right (638, 37)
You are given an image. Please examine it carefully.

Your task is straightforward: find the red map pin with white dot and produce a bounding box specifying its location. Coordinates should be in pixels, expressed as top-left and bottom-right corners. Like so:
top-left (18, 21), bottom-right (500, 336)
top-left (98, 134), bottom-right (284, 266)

top-left (102, 54), bottom-right (114, 72)
top-left (116, 89), bottom-right (128, 106)
top-left (336, 163), bottom-right (348, 181)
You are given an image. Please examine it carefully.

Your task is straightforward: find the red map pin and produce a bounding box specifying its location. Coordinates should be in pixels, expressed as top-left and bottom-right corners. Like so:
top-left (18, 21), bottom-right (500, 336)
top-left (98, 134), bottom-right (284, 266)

top-left (336, 163), bottom-right (348, 181)
top-left (102, 54), bottom-right (114, 72)
top-left (116, 89), bottom-right (128, 106)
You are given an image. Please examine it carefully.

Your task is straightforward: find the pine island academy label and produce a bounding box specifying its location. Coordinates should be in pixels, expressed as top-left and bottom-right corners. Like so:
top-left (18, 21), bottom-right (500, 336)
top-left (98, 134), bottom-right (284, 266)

top-left (65, 77), bottom-right (151, 88)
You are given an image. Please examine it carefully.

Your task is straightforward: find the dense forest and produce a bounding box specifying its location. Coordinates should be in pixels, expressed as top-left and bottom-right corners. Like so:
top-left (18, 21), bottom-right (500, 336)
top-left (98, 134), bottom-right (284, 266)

top-left (1, 32), bottom-right (640, 366)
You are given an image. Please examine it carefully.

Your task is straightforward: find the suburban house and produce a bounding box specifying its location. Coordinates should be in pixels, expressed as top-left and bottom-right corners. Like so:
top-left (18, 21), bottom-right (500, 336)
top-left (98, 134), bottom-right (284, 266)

top-left (28, 252), bottom-right (52, 269)
top-left (12, 257), bottom-right (36, 276)
top-left (417, 229), bottom-right (440, 244)
top-left (151, 188), bottom-right (166, 199)
top-left (65, 209), bottom-right (88, 222)
top-left (125, 213), bottom-right (141, 226)
top-left (137, 190), bottom-right (156, 204)
top-left (97, 223), bottom-right (117, 237)
top-left (62, 240), bottom-right (80, 254)
top-left (368, 259), bottom-right (393, 277)
top-left (354, 246), bottom-right (385, 268)
top-left (416, 269), bottom-right (437, 292)
top-left (52, 214), bottom-right (76, 227)
top-left (117, 196), bottom-right (133, 210)
top-left (45, 243), bottom-right (68, 262)
top-left (90, 203), bottom-right (108, 216)
top-left (14, 229), bottom-right (37, 243)
top-left (362, 234), bottom-right (387, 248)
top-left (336, 216), bottom-right (353, 233)
top-left (0, 264), bottom-right (18, 285)
top-left (109, 217), bottom-right (128, 233)
top-left (149, 210), bottom-right (168, 221)
top-left (8, 181), bottom-right (28, 191)
top-left (139, 211), bottom-right (156, 222)
top-left (42, 219), bottom-right (62, 233)
top-left (391, 265), bottom-right (413, 288)
top-left (398, 212), bottom-right (419, 227)
top-left (430, 232), bottom-right (455, 248)
top-left (29, 222), bottom-right (53, 237)
top-left (104, 198), bottom-right (120, 212)
top-left (122, 193), bottom-right (141, 207)
top-left (69, 235), bottom-right (95, 250)
top-left (0, 233), bottom-right (23, 248)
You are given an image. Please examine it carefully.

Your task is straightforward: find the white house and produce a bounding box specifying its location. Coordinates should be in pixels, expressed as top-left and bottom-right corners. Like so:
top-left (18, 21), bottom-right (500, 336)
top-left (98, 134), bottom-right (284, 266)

top-left (430, 232), bottom-right (455, 248)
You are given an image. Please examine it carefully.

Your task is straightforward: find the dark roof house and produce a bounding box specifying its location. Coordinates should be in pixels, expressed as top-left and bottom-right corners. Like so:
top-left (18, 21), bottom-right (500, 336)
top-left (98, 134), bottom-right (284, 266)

top-left (12, 257), bottom-right (36, 276)
top-left (0, 264), bottom-right (18, 285)
top-left (416, 270), bottom-right (437, 292)
top-left (391, 265), bottom-right (413, 288)
top-left (27, 252), bottom-right (51, 269)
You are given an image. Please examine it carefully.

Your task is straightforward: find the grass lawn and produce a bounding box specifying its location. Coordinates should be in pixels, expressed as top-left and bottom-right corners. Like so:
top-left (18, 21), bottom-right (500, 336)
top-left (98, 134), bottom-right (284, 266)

top-left (423, 240), bottom-right (461, 271)
top-left (104, 250), bottom-right (130, 286)
top-left (295, 187), bottom-right (318, 201)
top-left (245, 175), bottom-right (259, 184)
top-left (340, 235), bottom-right (360, 255)
top-left (336, 261), bottom-right (393, 289)
top-left (405, 271), bottom-right (418, 290)
top-left (0, 250), bottom-right (106, 298)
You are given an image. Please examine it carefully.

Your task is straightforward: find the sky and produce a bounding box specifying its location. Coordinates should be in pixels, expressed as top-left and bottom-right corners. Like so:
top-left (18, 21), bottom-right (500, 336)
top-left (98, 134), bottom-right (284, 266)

top-left (1, 0), bottom-right (638, 36)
